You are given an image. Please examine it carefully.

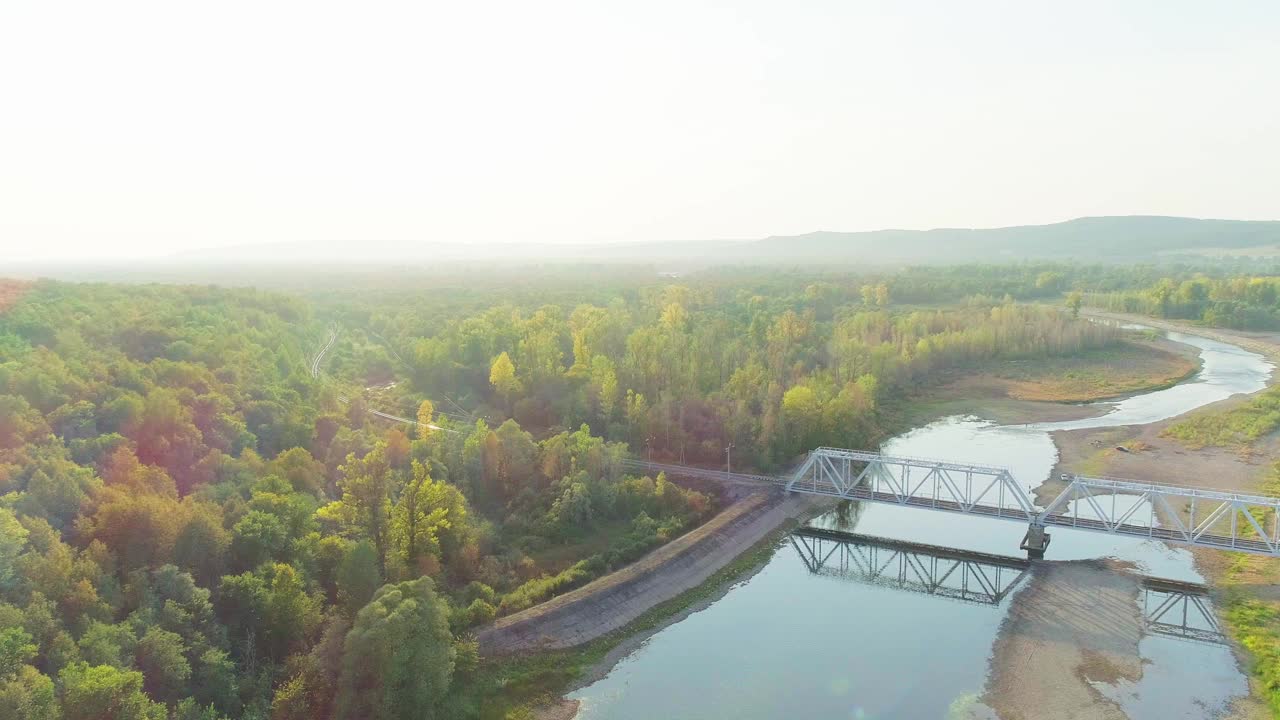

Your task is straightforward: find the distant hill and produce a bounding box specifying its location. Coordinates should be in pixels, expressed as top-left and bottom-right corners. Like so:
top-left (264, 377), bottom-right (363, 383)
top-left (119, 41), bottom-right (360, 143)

top-left (739, 216), bottom-right (1280, 264)
top-left (170, 216), bottom-right (1278, 266)
top-left (17, 217), bottom-right (1280, 281)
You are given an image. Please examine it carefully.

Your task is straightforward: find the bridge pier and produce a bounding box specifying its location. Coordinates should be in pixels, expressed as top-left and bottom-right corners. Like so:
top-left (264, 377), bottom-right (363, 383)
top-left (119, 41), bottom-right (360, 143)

top-left (1020, 525), bottom-right (1051, 560)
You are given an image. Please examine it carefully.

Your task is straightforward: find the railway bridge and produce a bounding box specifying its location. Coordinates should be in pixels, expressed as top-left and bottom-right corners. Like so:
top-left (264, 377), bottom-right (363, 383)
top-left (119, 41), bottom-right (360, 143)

top-left (625, 447), bottom-right (1280, 559)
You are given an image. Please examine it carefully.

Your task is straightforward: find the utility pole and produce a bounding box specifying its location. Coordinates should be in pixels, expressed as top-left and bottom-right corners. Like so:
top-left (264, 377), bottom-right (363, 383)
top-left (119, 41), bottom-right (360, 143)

top-left (646, 435), bottom-right (654, 463)
top-left (725, 442), bottom-right (735, 478)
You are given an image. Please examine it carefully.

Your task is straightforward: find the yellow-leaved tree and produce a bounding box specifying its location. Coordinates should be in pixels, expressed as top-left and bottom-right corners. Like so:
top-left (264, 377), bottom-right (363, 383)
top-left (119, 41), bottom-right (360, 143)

top-left (416, 399), bottom-right (435, 438)
top-left (489, 352), bottom-right (521, 406)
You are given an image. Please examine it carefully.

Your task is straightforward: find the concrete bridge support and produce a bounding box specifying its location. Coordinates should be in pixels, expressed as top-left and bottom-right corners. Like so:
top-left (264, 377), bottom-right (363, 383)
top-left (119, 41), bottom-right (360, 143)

top-left (1020, 525), bottom-right (1051, 560)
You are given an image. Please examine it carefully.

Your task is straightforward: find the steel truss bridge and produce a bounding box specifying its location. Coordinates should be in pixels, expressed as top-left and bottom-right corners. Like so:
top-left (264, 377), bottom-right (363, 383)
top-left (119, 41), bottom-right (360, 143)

top-left (790, 448), bottom-right (1280, 558)
top-left (791, 528), bottom-right (1225, 645)
top-left (626, 447), bottom-right (1280, 559)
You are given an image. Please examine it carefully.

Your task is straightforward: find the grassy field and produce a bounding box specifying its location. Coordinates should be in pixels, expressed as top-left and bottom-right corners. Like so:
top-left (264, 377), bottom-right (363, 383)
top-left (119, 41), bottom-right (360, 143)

top-left (921, 339), bottom-right (1200, 410)
top-left (986, 340), bottom-right (1199, 402)
top-left (1224, 579), bottom-right (1280, 717)
top-left (1207, 471), bottom-right (1280, 718)
top-left (1164, 384), bottom-right (1280, 450)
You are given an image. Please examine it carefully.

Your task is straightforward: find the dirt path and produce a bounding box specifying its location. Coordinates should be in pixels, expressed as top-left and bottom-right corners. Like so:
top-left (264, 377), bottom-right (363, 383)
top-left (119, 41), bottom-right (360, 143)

top-left (476, 488), bottom-right (830, 655)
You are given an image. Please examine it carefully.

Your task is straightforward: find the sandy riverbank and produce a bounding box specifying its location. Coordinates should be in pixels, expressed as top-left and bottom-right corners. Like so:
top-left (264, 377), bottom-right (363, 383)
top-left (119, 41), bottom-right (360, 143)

top-left (987, 312), bottom-right (1280, 720)
top-left (1036, 312), bottom-right (1280, 518)
top-left (980, 560), bottom-right (1145, 720)
top-left (1037, 394), bottom-right (1280, 507)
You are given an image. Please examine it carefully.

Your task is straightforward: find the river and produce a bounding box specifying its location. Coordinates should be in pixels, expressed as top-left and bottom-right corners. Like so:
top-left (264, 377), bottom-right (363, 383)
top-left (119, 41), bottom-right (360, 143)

top-left (571, 330), bottom-right (1273, 719)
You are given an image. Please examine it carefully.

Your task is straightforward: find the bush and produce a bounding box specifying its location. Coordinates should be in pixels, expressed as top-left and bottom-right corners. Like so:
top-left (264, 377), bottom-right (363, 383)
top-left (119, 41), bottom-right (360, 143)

top-left (465, 599), bottom-right (496, 626)
top-left (497, 560), bottom-right (597, 615)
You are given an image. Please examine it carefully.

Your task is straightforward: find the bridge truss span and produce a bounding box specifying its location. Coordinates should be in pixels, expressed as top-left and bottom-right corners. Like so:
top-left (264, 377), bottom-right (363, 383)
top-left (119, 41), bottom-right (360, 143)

top-left (1039, 475), bottom-right (1280, 555)
top-left (785, 448), bottom-right (1280, 558)
top-left (787, 448), bottom-right (1039, 521)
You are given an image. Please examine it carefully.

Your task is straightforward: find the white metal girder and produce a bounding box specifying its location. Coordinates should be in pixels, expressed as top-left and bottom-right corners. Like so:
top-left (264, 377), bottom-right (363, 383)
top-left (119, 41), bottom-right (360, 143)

top-left (641, 448), bottom-right (1280, 558)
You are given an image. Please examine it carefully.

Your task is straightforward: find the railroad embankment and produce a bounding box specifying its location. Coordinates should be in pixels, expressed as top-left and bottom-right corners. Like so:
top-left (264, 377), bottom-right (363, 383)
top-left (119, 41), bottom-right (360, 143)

top-left (477, 489), bottom-right (829, 655)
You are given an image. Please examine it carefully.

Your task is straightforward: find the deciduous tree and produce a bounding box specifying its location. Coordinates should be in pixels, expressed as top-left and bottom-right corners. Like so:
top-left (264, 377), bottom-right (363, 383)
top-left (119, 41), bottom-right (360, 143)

top-left (334, 577), bottom-right (455, 720)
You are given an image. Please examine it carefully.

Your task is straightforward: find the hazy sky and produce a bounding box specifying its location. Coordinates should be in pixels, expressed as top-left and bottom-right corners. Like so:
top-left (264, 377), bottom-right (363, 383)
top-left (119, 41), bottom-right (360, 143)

top-left (3, 1), bottom-right (1278, 261)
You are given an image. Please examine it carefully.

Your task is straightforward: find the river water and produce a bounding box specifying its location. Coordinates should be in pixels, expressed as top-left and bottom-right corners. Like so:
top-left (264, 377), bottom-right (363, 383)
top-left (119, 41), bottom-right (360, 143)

top-left (571, 330), bottom-right (1273, 719)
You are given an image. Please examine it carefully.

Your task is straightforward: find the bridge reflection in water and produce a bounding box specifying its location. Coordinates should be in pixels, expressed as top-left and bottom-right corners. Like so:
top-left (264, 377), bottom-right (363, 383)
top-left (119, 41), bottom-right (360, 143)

top-left (789, 527), bottom-right (1225, 645)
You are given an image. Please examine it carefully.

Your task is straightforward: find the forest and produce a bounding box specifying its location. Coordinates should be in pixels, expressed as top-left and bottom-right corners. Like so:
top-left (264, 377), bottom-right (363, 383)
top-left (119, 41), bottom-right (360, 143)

top-left (1083, 275), bottom-right (1280, 329)
top-left (0, 265), bottom-right (1259, 718)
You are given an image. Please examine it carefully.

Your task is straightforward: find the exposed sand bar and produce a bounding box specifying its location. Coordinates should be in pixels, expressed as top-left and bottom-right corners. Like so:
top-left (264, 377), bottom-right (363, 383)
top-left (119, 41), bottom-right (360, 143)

top-left (981, 561), bottom-right (1143, 720)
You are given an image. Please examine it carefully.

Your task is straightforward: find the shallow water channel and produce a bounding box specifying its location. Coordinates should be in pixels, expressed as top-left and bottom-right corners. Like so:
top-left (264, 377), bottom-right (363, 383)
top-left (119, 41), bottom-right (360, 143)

top-left (571, 330), bottom-right (1273, 719)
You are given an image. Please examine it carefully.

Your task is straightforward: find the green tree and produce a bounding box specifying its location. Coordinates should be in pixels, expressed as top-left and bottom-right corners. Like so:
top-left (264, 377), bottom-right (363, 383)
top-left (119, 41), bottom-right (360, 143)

top-left (590, 355), bottom-right (619, 418)
top-left (268, 447), bottom-right (327, 497)
top-left (0, 395), bottom-right (43, 450)
top-left (230, 511), bottom-right (289, 570)
top-left (134, 627), bottom-right (189, 703)
top-left (875, 283), bottom-right (891, 307)
top-left (336, 540), bottom-right (381, 618)
top-left (389, 462), bottom-right (467, 573)
top-left (171, 698), bottom-right (228, 720)
top-left (172, 508), bottom-right (230, 588)
top-left (0, 665), bottom-right (56, 720)
top-left (76, 622), bottom-right (136, 669)
top-left (58, 663), bottom-right (166, 720)
top-left (270, 615), bottom-right (347, 720)
top-left (0, 508), bottom-right (29, 594)
top-left (190, 648), bottom-right (239, 717)
top-left (334, 577), bottom-right (455, 720)
top-left (320, 445), bottom-right (394, 571)
top-left (263, 564), bottom-right (318, 662)
top-left (0, 627), bottom-right (37, 679)
top-left (1066, 291), bottom-right (1083, 319)
top-left (214, 572), bottom-right (267, 653)
top-left (781, 384), bottom-right (823, 454)
top-left (20, 461), bottom-right (101, 530)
